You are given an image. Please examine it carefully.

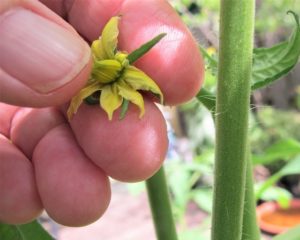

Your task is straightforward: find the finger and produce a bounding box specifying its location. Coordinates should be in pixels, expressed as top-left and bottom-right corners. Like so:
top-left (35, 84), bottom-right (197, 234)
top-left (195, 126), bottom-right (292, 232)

top-left (6, 105), bottom-right (111, 226)
top-left (65, 0), bottom-right (204, 105)
top-left (38, 0), bottom-right (72, 17)
top-left (0, 134), bottom-right (42, 224)
top-left (32, 123), bottom-right (111, 226)
top-left (0, 103), bottom-right (19, 136)
top-left (0, 0), bottom-right (92, 107)
top-left (67, 100), bottom-right (168, 182)
top-left (10, 107), bottom-right (66, 158)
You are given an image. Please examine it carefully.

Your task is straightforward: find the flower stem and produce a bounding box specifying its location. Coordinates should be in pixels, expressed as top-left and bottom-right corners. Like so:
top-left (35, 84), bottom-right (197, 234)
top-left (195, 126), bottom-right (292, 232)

top-left (211, 0), bottom-right (255, 240)
top-left (146, 167), bottom-right (178, 240)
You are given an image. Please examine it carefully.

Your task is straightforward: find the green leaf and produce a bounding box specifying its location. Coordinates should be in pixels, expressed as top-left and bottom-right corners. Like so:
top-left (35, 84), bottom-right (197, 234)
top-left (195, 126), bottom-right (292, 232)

top-left (0, 221), bottom-right (53, 240)
top-left (168, 166), bottom-right (190, 208)
top-left (258, 185), bottom-right (292, 208)
top-left (272, 224), bottom-right (300, 240)
top-left (251, 11), bottom-right (300, 90)
top-left (127, 33), bottom-right (167, 64)
top-left (252, 138), bottom-right (300, 165)
top-left (192, 189), bottom-right (213, 213)
top-left (256, 155), bottom-right (300, 200)
top-left (196, 88), bottom-right (216, 114)
top-left (165, 161), bottom-right (192, 220)
top-left (277, 154), bottom-right (300, 176)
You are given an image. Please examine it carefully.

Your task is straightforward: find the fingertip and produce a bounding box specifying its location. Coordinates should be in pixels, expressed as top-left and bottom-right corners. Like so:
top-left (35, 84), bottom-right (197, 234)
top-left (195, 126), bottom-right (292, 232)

top-left (68, 100), bottom-right (168, 182)
top-left (0, 59), bottom-right (92, 107)
top-left (10, 107), bottom-right (66, 158)
top-left (0, 103), bottom-right (19, 137)
top-left (0, 135), bottom-right (43, 224)
top-left (118, 0), bottom-right (205, 105)
top-left (33, 124), bottom-right (111, 226)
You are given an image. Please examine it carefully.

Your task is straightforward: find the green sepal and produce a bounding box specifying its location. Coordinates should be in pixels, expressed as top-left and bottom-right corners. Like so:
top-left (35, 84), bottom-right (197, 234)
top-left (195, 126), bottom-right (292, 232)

top-left (127, 33), bottom-right (167, 64)
top-left (84, 92), bottom-right (100, 105)
top-left (119, 99), bottom-right (129, 120)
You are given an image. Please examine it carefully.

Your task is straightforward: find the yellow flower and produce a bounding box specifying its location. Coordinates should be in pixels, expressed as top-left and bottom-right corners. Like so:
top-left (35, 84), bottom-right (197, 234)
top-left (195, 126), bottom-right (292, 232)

top-left (67, 16), bottom-right (163, 120)
top-left (207, 46), bottom-right (216, 56)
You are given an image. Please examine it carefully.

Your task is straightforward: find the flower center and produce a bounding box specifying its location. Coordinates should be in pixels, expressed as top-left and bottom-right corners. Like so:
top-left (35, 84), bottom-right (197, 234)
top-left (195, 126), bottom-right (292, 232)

top-left (115, 52), bottom-right (129, 68)
top-left (91, 52), bottom-right (129, 85)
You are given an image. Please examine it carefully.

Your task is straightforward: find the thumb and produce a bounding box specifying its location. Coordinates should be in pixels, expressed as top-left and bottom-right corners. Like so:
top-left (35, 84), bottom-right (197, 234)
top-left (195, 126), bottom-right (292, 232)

top-left (0, 0), bottom-right (92, 107)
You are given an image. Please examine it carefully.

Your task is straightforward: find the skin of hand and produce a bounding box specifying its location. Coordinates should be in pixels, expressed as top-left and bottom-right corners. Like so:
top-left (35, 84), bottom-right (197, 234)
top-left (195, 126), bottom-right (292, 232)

top-left (0, 0), bottom-right (204, 227)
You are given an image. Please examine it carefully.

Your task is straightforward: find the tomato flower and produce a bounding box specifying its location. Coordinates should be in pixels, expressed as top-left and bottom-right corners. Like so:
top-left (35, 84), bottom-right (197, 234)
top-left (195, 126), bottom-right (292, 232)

top-left (67, 16), bottom-right (164, 120)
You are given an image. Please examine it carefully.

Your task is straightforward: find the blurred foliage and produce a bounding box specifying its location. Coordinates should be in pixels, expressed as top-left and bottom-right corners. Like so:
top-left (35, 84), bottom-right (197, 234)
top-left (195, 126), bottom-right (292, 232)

top-left (170, 0), bottom-right (300, 43)
top-left (272, 224), bottom-right (300, 240)
top-left (181, 103), bottom-right (300, 163)
top-left (169, 0), bottom-right (219, 33)
top-left (255, 0), bottom-right (300, 35)
top-left (297, 86), bottom-right (300, 108)
top-left (178, 222), bottom-right (210, 240)
top-left (165, 149), bottom-right (214, 219)
top-left (252, 138), bottom-right (300, 165)
top-left (179, 100), bottom-right (215, 154)
top-left (255, 155), bottom-right (300, 202)
top-left (0, 221), bottom-right (53, 240)
top-left (257, 184), bottom-right (293, 208)
top-left (250, 107), bottom-right (300, 155)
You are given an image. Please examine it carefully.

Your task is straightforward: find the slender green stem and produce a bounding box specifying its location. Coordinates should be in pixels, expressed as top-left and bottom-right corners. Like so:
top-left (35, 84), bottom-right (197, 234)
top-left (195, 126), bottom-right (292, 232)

top-left (211, 1), bottom-right (255, 240)
top-left (146, 167), bottom-right (178, 240)
top-left (242, 149), bottom-right (260, 240)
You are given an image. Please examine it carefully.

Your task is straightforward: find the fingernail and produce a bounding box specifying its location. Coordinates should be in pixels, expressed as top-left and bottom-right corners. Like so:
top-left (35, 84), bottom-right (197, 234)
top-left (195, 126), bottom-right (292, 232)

top-left (0, 8), bottom-right (90, 93)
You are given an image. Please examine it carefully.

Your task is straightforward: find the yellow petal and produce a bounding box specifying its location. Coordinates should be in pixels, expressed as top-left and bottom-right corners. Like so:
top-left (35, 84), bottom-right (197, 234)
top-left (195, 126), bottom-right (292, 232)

top-left (91, 39), bottom-right (107, 60)
top-left (100, 83), bottom-right (123, 120)
top-left (123, 66), bottom-right (164, 104)
top-left (67, 82), bottom-right (102, 120)
top-left (92, 59), bottom-right (122, 84)
top-left (101, 16), bottom-right (120, 59)
top-left (117, 80), bottom-right (145, 118)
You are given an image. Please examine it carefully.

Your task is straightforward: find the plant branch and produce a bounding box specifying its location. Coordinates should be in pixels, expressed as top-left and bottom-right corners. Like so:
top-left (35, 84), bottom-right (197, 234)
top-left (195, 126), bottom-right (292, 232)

top-left (146, 167), bottom-right (178, 240)
top-left (241, 149), bottom-right (260, 240)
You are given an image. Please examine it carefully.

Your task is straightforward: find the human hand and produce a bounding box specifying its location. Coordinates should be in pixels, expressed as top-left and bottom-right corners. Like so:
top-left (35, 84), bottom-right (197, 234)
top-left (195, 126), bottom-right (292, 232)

top-left (0, 0), bottom-right (204, 226)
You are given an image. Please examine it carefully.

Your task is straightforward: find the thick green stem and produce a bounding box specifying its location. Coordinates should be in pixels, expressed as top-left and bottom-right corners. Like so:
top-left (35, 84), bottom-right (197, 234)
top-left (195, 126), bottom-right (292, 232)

top-left (242, 150), bottom-right (260, 240)
top-left (198, 96), bottom-right (260, 239)
top-left (146, 167), bottom-right (178, 240)
top-left (211, 1), bottom-right (255, 240)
